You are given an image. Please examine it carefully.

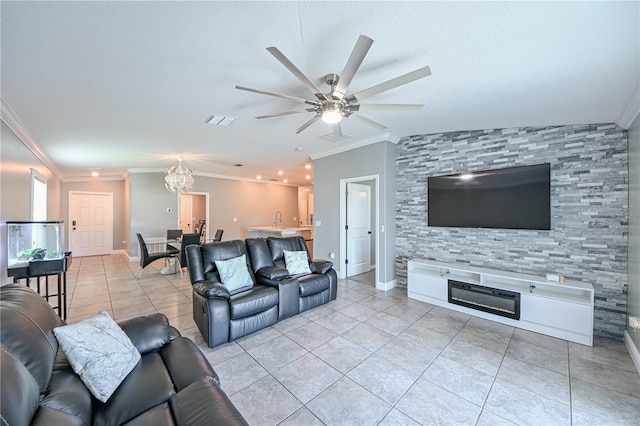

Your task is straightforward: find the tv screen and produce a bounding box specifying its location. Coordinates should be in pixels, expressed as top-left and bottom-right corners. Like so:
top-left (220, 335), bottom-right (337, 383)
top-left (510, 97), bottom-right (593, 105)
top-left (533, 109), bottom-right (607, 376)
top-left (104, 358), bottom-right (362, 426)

top-left (427, 163), bottom-right (551, 230)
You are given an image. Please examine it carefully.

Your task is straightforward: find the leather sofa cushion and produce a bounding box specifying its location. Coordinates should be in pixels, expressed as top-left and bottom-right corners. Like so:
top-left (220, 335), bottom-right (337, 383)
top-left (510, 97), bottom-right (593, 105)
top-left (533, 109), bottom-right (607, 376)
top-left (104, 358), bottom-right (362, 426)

top-left (229, 286), bottom-right (279, 320)
top-left (169, 379), bottom-right (249, 426)
top-left (93, 352), bottom-right (176, 426)
top-left (31, 406), bottom-right (88, 426)
top-left (267, 236), bottom-right (309, 265)
top-left (193, 281), bottom-right (231, 299)
top-left (122, 402), bottom-right (173, 425)
top-left (0, 283), bottom-right (62, 393)
top-left (119, 313), bottom-right (171, 354)
top-left (310, 260), bottom-right (333, 275)
top-left (0, 344), bottom-right (40, 426)
top-left (160, 337), bottom-right (219, 390)
top-left (299, 274), bottom-right (330, 297)
top-left (41, 368), bottom-right (92, 425)
top-left (257, 266), bottom-right (290, 281)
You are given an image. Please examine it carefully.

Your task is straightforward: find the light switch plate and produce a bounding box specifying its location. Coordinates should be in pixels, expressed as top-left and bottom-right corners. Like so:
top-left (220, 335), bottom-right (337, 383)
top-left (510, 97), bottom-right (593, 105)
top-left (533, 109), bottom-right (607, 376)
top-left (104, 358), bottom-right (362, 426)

top-left (315, 221), bottom-right (321, 227)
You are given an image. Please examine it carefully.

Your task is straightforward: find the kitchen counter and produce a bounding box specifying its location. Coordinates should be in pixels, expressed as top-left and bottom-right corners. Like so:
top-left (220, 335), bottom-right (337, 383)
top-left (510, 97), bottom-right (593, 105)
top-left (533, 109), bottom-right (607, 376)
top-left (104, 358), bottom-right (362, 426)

top-left (247, 226), bottom-right (312, 239)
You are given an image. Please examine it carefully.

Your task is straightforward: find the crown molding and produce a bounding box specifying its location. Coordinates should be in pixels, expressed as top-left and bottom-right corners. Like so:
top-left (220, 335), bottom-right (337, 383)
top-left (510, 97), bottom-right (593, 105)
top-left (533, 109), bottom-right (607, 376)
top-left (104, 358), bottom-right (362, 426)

top-left (617, 80), bottom-right (640, 129)
top-left (63, 176), bottom-right (125, 183)
top-left (127, 168), bottom-right (298, 187)
top-left (1, 96), bottom-right (64, 181)
top-left (310, 131), bottom-right (400, 161)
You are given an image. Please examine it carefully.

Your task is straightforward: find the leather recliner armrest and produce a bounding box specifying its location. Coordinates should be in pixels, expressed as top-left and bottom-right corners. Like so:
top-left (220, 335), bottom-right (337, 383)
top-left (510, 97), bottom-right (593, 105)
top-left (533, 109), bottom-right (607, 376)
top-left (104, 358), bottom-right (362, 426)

top-left (118, 313), bottom-right (171, 354)
top-left (310, 260), bottom-right (333, 274)
top-left (257, 267), bottom-right (290, 281)
top-left (193, 281), bottom-right (231, 299)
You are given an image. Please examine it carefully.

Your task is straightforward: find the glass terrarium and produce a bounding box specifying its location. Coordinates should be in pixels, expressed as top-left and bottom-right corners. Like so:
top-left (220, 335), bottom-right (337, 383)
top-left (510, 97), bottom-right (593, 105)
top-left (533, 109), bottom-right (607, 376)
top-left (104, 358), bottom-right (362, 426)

top-left (7, 221), bottom-right (67, 277)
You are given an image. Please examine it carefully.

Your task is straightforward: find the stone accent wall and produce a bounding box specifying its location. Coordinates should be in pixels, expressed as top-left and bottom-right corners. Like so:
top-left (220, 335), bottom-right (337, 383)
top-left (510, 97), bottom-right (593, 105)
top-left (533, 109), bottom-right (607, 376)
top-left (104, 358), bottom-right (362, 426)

top-left (396, 124), bottom-right (628, 338)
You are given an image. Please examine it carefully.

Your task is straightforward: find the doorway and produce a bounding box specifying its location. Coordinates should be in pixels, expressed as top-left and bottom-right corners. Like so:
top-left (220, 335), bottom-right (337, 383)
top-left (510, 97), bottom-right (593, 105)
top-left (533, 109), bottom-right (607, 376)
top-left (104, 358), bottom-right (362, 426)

top-left (179, 192), bottom-right (209, 237)
top-left (339, 175), bottom-right (379, 287)
top-left (69, 191), bottom-right (113, 257)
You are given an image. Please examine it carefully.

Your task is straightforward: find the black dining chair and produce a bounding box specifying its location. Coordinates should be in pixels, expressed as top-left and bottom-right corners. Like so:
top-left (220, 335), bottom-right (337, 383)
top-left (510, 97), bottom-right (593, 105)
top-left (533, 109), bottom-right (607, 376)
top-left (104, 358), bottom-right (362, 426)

top-left (179, 233), bottom-right (201, 271)
top-left (213, 229), bottom-right (223, 242)
top-left (166, 229), bottom-right (182, 255)
top-left (135, 233), bottom-right (182, 279)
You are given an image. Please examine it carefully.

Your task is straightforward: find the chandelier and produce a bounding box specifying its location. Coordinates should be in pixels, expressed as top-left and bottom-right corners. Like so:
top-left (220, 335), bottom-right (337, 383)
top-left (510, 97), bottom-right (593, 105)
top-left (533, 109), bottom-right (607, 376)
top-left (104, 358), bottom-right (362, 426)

top-left (165, 159), bottom-right (195, 193)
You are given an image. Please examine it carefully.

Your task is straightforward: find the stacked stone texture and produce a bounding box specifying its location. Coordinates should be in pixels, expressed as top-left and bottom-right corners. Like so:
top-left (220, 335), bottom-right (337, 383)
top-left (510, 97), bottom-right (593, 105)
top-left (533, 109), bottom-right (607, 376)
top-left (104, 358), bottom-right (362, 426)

top-left (395, 124), bottom-right (628, 338)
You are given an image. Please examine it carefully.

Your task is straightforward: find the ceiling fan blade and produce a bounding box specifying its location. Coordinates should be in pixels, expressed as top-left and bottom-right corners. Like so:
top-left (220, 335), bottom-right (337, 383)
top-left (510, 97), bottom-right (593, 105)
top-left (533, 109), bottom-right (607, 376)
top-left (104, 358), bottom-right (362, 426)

top-left (267, 47), bottom-right (329, 102)
top-left (345, 66), bottom-right (432, 103)
top-left (333, 122), bottom-right (343, 139)
top-left (293, 115), bottom-right (320, 134)
top-left (333, 35), bottom-right (374, 100)
top-left (255, 109), bottom-right (316, 119)
top-left (353, 103), bottom-right (424, 112)
top-left (236, 85), bottom-right (319, 105)
top-left (348, 113), bottom-right (387, 131)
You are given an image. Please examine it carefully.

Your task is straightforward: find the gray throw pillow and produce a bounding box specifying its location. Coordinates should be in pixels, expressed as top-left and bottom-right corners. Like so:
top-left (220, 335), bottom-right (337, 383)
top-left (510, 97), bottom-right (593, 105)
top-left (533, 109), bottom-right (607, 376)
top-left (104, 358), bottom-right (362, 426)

top-left (215, 254), bottom-right (253, 292)
top-left (284, 250), bottom-right (311, 275)
top-left (53, 311), bottom-right (141, 402)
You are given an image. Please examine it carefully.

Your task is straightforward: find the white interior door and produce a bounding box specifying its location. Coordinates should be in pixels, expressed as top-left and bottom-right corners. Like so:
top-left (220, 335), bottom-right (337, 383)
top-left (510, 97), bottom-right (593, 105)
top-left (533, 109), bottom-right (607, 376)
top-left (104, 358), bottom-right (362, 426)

top-left (346, 183), bottom-right (372, 277)
top-left (298, 200), bottom-right (308, 226)
top-left (69, 192), bottom-right (113, 257)
top-left (180, 194), bottom-right (193, 233)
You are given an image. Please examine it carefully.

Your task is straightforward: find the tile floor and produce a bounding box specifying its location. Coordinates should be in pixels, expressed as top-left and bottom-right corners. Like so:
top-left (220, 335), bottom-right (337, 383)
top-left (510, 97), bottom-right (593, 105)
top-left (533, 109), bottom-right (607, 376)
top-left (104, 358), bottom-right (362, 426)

top-left (61, 254), bottom-right (640, 426)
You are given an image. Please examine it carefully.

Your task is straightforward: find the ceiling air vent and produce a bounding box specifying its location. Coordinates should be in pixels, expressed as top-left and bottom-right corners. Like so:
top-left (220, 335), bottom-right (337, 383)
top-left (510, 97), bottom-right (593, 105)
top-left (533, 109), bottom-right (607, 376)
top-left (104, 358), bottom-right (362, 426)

top-left (320, 132), bottom-right (351, 142)
top-left (205, 115), bottom-right (236, 126)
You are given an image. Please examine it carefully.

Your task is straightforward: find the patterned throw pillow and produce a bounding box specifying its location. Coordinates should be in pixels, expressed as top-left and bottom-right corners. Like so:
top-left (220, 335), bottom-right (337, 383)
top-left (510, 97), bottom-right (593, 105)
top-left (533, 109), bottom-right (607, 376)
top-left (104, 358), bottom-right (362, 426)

top-left (215, 254), bottom-right (253, 292)
top-left (53, 311), bottom-right (141, 402)
top-left (283, 250), bottom-right (312, 275)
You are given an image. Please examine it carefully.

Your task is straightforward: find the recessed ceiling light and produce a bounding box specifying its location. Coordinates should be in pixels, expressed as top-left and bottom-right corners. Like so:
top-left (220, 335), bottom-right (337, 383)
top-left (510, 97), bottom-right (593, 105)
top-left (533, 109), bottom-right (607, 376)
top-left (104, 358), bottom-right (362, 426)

top-left (305, 175), bottom-right (311, 179)
top-left (256, 175), bottom-right (262, 180)
top-left (91, 171), bottom-right (99, 177)
top-left (305, 164), bottom-right (311, 169)
top-left (283, 179), bottom-right (288, 183)
top-left (278, 170), bottom-right (283, 175)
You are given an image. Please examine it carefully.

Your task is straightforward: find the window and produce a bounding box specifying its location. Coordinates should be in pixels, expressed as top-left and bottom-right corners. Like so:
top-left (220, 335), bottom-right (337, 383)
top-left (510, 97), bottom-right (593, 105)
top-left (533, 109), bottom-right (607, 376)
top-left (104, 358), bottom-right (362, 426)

top-left (31, 169), bottom-right (47, 221)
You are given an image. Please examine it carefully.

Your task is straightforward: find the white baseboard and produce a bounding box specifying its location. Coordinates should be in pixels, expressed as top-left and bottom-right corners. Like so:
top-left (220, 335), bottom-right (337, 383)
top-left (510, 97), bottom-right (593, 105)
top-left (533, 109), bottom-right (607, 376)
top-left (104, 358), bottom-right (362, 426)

top-left (624, 330), bottom-right (640, 375)
top-left (376, 279), bottom-right (396, 292)
top-left (111, 249), bottom-right (135, 262)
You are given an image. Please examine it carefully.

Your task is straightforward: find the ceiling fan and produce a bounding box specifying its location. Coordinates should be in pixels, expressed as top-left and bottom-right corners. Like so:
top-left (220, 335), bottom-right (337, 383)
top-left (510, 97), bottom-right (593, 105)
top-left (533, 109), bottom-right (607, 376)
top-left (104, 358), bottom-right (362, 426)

top-left (236, 35), bottom-right (431, 138)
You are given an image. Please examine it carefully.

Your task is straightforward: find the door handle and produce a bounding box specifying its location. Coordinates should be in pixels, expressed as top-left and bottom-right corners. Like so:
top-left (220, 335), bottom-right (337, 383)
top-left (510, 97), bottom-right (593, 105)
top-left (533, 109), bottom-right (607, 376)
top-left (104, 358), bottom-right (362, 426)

top-left (368, 231), bottom-right (372, 234)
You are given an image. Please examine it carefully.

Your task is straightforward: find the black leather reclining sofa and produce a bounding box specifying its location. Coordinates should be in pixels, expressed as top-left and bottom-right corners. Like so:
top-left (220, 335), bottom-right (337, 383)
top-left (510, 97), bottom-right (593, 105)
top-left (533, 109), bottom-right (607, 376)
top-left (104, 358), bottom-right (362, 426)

top-left (186, 236), bottom-right (337, 348)
top-left (0, 283), bottom-right (247, 426)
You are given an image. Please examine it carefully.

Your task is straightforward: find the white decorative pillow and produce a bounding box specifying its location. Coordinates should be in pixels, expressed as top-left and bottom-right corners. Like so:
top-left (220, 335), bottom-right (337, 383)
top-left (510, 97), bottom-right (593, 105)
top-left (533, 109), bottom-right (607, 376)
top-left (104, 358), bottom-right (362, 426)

top-left (53, 311), bottom-right (141, 403)
top-left (215, 254), bottom-right (253, 292)
top-left (284, 250), bottom-right (311, 275)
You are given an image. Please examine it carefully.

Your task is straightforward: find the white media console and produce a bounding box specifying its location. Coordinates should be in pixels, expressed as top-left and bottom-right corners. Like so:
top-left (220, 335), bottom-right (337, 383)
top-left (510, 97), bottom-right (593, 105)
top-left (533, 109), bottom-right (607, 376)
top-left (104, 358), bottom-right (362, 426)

top-left (407, 259), bottom-right (594, 346)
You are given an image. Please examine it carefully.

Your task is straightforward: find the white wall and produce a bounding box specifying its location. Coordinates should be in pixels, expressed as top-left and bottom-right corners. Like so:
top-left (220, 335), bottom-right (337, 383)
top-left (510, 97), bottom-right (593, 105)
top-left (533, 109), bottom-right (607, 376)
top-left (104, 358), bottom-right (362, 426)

top-left (627, 113), bottom-right (640, 353)
top-left (313, 140), bottom-right (396, 284)
top-left (61, 180), bottom-right (128, 251)
top-left (128, 172), bottom-right (299, 256)
top-left (1, 122), bottom-right (61, 221)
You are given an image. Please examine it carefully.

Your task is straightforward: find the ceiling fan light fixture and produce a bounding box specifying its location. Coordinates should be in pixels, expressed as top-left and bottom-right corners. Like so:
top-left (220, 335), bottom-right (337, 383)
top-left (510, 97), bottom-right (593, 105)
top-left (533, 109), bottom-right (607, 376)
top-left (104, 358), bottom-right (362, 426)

top-left (321, 102), bottom-right (343, 124)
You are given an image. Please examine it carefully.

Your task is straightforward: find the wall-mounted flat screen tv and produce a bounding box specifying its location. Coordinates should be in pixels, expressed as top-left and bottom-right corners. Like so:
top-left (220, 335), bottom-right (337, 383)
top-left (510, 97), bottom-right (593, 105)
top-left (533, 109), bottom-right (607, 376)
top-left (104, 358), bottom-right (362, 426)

top-left (427, 163), bottom-right (551, 230)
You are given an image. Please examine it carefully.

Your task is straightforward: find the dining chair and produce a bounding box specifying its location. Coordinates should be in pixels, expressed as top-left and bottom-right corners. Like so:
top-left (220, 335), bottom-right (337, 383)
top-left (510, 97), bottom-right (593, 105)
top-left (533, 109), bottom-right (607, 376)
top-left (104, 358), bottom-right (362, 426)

top-left (178, 233), bottom-right (201, 271)
top-left (166, 229), bottom-right (182, 255)
top-left (135, 233), bottom-right (182, 278)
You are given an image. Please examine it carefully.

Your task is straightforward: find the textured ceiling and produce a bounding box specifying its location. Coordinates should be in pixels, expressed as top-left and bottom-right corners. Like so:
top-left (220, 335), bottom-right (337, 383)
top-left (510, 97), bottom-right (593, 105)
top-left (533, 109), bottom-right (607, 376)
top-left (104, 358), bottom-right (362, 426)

top-left (1, 1), bottom-right (638, 185)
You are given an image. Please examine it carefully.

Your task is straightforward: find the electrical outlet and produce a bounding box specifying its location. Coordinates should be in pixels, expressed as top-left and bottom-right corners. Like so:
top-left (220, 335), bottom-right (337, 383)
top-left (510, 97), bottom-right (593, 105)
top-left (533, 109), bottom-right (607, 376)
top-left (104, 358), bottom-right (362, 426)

top-left (315, 220), bottom-right (322, 227)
